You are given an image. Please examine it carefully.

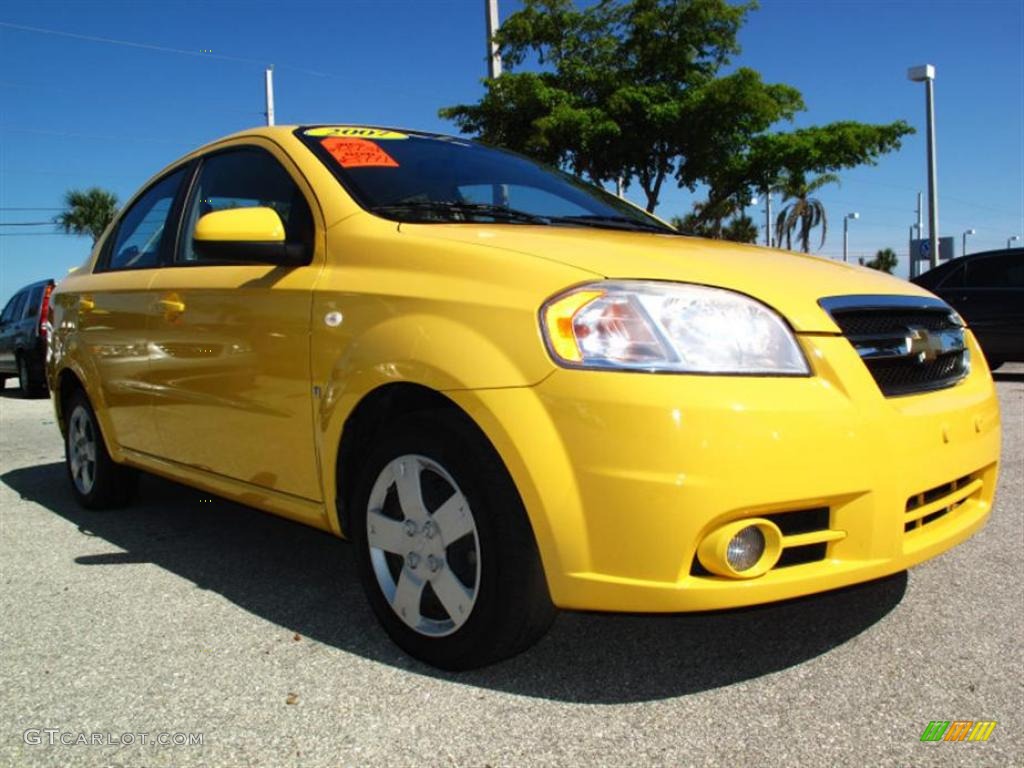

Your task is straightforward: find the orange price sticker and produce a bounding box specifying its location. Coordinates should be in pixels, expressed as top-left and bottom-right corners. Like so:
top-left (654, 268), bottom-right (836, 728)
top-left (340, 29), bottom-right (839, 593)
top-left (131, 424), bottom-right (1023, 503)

top-left (321, 137), bottom-right (399, 169)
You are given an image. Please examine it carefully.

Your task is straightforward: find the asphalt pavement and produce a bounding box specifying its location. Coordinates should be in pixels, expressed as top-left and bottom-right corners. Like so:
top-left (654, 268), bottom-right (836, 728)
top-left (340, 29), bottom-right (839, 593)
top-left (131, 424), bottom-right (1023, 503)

top-left (1, 367), bottom-right (1021, 767)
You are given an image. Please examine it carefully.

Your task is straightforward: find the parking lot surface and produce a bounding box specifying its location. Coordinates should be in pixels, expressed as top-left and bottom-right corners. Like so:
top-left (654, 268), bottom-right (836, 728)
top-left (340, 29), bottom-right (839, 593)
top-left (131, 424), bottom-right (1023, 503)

top-left (1, 367), bottom-right (1022, 767)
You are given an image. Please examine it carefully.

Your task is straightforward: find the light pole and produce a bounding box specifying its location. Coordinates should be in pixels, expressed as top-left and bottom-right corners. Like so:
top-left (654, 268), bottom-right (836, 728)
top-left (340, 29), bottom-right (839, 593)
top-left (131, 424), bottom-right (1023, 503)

top-left (908, 65), bottom-right (939, 270)
top-left (1009, 235), bottom-right (1021, 249)
top-left (843, 212), bottom-right (859, 262)
top-left (486, 0), bottom-right (502, 79)
top-left (962, 228), bottom-right (975, 257)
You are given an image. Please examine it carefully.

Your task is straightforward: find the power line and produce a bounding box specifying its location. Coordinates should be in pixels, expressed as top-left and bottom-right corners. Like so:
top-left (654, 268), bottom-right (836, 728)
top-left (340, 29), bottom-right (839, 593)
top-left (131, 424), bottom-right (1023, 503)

top-left (0, 222), bottom-right (53, 226)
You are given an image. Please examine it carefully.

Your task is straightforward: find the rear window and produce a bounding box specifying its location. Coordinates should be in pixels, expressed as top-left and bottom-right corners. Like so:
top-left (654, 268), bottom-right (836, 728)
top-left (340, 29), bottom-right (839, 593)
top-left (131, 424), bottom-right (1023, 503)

top-left (23, 285), bottom-right (44, 320)
top-left (296, 126), bottom-right (675, 234)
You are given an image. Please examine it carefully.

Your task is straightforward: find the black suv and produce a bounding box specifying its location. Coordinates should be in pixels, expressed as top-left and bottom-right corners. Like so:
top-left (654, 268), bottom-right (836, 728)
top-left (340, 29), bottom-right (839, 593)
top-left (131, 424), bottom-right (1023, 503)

top-left (912, 249), bottom-right (1024, 370)
top-left (0, 278), bottom-right (55, 397)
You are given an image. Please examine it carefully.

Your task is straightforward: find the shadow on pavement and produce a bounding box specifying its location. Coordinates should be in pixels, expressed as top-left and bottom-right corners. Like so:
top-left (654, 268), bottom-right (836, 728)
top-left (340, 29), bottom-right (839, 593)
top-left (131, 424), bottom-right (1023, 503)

top-left (2, 461), bottom-right (907, 704)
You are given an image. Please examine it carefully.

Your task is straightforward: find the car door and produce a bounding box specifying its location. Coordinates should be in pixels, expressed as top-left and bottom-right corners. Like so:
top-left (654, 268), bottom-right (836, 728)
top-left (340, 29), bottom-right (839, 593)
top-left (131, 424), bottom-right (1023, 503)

top-left (0, 291), bottom-right (28, 374)
top-left (67, 165), bottom-right (191, 453)
top-left (146, 141), bottom-right (323, 501)
top-left (944, 253), bottom-right (1024, 363)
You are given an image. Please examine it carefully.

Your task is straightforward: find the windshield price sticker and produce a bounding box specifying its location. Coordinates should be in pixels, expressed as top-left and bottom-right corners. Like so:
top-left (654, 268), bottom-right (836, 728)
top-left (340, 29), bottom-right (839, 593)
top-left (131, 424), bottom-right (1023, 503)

top-left (306, 126), bottom-right (408, 140)
top-left (321, 137), bottom-right (400, 168)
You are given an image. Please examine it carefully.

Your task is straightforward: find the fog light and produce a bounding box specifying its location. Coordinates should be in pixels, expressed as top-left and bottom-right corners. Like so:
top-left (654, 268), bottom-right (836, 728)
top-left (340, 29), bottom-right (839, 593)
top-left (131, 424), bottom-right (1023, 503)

top-left (727, 525), bottom-right (765, 571)
top-left (697, 518), bottom-right (782, 579)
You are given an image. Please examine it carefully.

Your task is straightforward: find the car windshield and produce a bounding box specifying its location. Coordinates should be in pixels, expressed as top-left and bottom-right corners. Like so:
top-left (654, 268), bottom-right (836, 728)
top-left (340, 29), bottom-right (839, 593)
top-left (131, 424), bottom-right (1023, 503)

top-left (297, 126), bottom-right (679, 234)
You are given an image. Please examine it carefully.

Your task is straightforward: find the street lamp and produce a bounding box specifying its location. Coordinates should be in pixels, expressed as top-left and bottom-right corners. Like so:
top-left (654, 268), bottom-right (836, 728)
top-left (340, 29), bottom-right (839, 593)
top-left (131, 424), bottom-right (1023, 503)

top-left (1010, 235), bottom-right (1021, 249)
top-left (908, 64), bottom-right (939, 270)
top-left (962, 228), bottom-right (975, 257)
top-left (843, 212), bottom-right (859, 262)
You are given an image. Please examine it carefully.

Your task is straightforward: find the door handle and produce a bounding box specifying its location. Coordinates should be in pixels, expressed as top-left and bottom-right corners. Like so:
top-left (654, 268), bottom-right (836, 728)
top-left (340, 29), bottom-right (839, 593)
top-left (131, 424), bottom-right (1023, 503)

top-left (157, 298), bottom-right (186, 314)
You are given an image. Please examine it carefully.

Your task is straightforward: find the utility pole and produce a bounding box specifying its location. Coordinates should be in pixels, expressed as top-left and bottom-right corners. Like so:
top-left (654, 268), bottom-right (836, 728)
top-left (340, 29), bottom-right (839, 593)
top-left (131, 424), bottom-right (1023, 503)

top-left (909, 191), bottom-right (923, 278)
top-left (264, 67), bottom-right (275, 126)
top-left (764, 190), bottom-right (772, 247)
top-left (486, 0), bottom-right (502, 79)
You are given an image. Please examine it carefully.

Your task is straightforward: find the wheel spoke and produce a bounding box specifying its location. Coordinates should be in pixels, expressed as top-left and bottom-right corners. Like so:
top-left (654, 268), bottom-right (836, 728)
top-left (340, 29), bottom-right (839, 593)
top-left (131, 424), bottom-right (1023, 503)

top-left (431, 567), bottom-right (473, 622)
top-left (395, 458), bottom-right (427, 520)
top-left (391, 566), bottom-right (425, 625)
top-left (366, 511), bottom-right (410, 555)
top-left (431, 492), bottom-right (474, 544)
top-left (84, 443), bottom-right (96, 462)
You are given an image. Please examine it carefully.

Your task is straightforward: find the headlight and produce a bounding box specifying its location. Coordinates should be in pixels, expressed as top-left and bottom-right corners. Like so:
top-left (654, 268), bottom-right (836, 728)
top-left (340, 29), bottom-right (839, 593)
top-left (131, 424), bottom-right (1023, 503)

top-left (541, 281), bottom-right (809, 375)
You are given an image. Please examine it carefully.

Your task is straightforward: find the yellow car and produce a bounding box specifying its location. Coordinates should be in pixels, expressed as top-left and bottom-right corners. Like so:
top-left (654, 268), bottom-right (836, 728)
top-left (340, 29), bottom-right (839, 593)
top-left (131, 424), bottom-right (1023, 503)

top-left (47, 125), bottom-right (1001, 669)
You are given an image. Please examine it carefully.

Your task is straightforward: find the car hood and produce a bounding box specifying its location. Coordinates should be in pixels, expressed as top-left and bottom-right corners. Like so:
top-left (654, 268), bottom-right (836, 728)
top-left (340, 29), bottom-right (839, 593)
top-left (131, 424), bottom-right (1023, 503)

top-left (401, 224), bottom-right (936, 333)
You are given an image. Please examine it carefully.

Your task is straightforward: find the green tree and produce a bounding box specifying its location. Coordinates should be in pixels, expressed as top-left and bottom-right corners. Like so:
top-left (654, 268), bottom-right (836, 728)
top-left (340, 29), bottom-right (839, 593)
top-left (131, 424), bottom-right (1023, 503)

top-left (441, 0), bottom-right (912, 217)
top-left (865, 247), bottom-right (898, 274)
top-left (54, 187), bottom-right (118, 244)
top-left (773, 172), bottom-right (838, 252)
top-left (673, 197), bottom-right (758, 243)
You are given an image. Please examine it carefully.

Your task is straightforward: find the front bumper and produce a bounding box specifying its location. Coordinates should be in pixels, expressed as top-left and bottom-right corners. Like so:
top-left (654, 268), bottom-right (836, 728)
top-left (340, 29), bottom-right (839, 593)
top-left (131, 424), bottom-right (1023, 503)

top-left (450, 331), bottom-right (1001, 612)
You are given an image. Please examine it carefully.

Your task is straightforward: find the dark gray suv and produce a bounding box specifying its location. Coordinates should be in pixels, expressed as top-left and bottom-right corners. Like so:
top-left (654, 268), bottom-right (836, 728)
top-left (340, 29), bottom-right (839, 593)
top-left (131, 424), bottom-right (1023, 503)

top-left (0, 278), bottom-right (55, 397)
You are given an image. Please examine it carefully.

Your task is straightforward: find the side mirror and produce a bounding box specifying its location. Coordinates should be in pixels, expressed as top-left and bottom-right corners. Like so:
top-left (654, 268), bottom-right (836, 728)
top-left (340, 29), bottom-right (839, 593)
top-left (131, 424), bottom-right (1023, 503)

top-left (193, 207), bottom-right (309, 266)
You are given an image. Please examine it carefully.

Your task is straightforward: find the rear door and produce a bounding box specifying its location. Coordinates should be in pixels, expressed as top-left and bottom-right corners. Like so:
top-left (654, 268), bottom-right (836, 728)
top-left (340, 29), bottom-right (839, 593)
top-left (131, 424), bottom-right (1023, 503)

top-left (67, 165), bottom-right (191, 453)
top-left (146, 141), bottom-right (324, 501)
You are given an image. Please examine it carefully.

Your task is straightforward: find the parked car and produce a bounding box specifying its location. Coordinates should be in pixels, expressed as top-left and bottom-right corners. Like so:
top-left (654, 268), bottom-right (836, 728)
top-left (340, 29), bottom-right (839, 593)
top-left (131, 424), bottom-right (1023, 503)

top-left (911, 248), bottom-right (1024, 369)
top-left (0, 278), bottom-right (55, 397)
top-left (46, 126), bottom-right (1001, 669)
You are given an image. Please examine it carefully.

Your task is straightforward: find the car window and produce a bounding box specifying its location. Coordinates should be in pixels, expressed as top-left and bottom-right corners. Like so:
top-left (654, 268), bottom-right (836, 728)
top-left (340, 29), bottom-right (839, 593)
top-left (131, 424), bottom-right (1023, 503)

top-left (934, 263), bottom-right (964, 289)
top-left (22, 285), bottom-right (45, 320)
top-left (107, 167), bottom-right (188, 271)
top-left (178, 147), bottom-right (313, 263)
top-left (2, 291), bottom-right (27, 324)
top-left (964, 254), bottom-right (1024, 288)
top-left (458, 183), bottom-right (592, 217)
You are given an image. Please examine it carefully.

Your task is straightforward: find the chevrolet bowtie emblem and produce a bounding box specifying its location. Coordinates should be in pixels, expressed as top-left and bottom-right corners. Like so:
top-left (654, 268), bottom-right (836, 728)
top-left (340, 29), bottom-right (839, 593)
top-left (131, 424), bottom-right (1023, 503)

top-left (905, 326), bottom-right (964, 364)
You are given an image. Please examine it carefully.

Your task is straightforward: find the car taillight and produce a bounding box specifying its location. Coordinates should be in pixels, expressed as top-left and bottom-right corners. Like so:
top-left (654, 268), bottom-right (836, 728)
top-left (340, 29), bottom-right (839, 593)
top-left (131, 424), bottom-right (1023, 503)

top-left (40, 283), bottom-right (54, 339)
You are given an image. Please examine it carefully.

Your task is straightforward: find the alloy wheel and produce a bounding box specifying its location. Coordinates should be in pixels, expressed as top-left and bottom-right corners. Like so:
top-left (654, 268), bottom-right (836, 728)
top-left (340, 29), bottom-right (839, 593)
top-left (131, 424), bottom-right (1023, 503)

top-left (365, 454), bottom-right (481, 637)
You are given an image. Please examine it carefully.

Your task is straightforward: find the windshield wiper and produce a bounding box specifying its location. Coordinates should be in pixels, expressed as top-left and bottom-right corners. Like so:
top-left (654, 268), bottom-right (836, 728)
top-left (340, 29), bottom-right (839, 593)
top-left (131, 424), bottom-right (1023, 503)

top-left (370, 201), bottom-right (551, 224)
top-left (546, 214), bottom-right (677, 234)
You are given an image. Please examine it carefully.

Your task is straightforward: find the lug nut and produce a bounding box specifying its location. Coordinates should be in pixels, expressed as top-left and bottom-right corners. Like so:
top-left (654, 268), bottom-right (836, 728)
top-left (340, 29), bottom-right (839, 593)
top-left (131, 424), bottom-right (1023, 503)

top-left (427, 555), bottom-right (440, 573)
top-left (404, 520), bottom-right (418, 536)
top-left (407, 552), bottom-right (420, 569)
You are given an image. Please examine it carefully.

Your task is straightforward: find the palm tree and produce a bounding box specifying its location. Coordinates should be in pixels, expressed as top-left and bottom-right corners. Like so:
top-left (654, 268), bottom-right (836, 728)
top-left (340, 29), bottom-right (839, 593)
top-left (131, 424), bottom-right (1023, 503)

top-left (865, 247), bottom-right (898, 274)
top-left (54, 188), bottom-right (119, 244)
top-left (773, 172), bottom-right (839, 253)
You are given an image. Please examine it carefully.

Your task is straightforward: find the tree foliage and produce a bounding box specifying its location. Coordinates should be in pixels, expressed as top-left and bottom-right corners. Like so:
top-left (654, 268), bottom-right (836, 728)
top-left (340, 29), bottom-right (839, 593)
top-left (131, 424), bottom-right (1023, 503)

top-left (773, 172), bottom-right (838, 252)
top-left (441, 0), bottom-right (913, 222)
top-left (54, 188), bottom-right (118, 244)
top-left (865, 247), bottom-right (898, 274)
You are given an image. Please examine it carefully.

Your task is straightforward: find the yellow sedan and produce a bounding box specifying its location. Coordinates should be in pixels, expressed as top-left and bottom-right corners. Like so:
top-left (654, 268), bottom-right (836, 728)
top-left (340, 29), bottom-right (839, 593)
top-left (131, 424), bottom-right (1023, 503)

top-left (47, 125), bottom-right (1000, 669)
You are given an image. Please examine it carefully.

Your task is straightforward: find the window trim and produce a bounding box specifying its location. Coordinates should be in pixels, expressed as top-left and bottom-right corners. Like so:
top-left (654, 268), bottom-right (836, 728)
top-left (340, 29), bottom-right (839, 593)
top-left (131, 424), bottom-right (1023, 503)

top-left (95, 162), bottom-right (194, 274)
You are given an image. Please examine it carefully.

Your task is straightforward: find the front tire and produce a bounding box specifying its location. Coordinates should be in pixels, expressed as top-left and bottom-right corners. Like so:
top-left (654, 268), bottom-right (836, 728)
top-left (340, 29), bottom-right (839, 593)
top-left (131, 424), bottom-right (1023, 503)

top-left (64, 389), bottom-right (136, 509)
top-left (351, 411), bottom-right (555, 670)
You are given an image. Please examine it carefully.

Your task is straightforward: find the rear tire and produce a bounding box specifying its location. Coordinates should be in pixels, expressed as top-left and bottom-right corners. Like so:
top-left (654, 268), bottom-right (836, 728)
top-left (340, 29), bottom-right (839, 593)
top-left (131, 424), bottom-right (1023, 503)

top-left (64, 388), bottom-right (136, 509)
top-left (17, 354), bottom-right (46, 398)
top-left (350, 411), bottom-right (555, 670)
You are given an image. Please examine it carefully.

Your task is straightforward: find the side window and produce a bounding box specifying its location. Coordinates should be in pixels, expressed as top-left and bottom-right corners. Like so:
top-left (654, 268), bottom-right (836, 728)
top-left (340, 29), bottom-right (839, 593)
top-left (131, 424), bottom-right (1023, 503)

top-left (1, 292), bottom-right (26, 324)
top-left (964, 255), bottom-right (1024, 289)
top-left (106, 167), bottom-right (188, 271)
top-left (22, 286), bottom-right (44, 320)
top-left (178, 147), bottom-right (313, 263)
top-left (936, 264), bottom-right (965, 289)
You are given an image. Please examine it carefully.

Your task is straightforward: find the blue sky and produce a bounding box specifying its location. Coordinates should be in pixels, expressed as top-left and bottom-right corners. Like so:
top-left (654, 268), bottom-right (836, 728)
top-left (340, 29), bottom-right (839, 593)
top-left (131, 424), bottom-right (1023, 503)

top-left (1, 0), bottom-right (1022, 302)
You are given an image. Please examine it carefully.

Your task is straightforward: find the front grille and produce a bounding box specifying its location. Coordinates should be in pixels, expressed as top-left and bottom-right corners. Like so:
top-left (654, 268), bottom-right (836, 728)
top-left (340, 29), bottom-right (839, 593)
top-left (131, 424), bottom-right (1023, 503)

top-left (819, 295), bottom-right (969, 397)
top-left (905, 474), bottom-right (982, 533)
